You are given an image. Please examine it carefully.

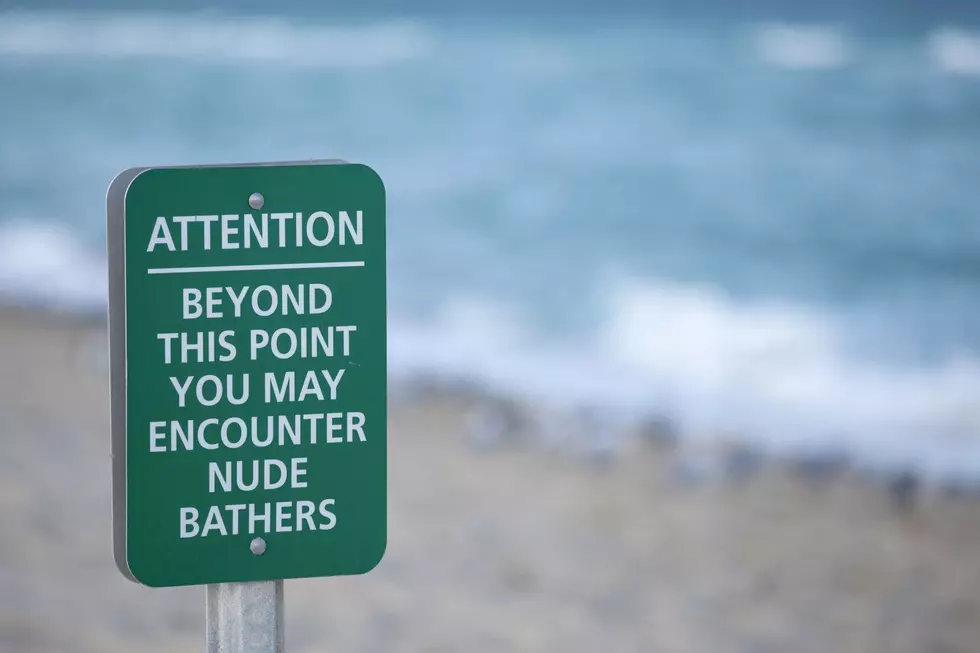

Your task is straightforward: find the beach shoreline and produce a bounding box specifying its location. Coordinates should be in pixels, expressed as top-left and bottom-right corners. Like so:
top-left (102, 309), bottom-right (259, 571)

top-left (1, 305), bottom-right (980, 653)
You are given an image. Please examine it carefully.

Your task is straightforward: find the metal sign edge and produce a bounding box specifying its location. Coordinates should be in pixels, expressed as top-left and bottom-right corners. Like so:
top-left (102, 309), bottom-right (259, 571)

top-left (107, 165), bottom-right (147, 584)
top-left (124, 158), bottom-right (350, 172)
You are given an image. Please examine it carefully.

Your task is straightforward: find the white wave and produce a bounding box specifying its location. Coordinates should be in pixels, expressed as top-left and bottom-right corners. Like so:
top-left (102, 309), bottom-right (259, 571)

top-left (3, 225), bottom-right (979, 481)
top-left (927, 28), bottom-right (980, 76)
top-left (751, 23), bottom-right (850, 70)
top-left (598, 279), bottom-right (980, 472)
top-left (390, 279), bottom-right (980, 482)
top-left (0, 221), bottom-right (106, 313)
top-left (0, 10), bottom-right (430, 66)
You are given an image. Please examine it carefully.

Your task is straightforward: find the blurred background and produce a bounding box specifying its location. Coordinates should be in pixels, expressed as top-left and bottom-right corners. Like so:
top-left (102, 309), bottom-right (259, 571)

top-left (2, 1), bottom-right (980, 652)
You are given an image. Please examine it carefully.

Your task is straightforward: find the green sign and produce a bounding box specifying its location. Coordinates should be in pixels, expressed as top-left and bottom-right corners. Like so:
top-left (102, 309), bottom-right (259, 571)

top-left (107, 161), bottom-right (387, 588)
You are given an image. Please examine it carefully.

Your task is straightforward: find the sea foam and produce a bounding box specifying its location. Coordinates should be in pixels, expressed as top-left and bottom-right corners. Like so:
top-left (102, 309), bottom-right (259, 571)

top-left (0, 221), bottom-right (106, 314)
top-left (928, 28), bottom-right (980, 76)
top-left (0, 11), bottom-right (430, 66)
top-left (391, 278), bottom-right (980, 482)
top-left (751, 23), bottom-right (850, 70)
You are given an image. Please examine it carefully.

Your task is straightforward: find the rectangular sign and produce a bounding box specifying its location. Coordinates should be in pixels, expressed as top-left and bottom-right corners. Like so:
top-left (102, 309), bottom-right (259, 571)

top-left (107, 161), bottom-right (387, 587)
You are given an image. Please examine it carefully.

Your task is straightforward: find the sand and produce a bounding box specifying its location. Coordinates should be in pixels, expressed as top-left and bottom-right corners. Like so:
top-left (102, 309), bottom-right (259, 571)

top-left (1, 308), bottom-right (980, 653)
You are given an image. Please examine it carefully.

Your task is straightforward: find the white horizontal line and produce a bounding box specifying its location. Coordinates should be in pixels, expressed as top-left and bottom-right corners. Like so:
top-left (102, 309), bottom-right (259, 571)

top-left (147, 261), bottom-right (365, 275)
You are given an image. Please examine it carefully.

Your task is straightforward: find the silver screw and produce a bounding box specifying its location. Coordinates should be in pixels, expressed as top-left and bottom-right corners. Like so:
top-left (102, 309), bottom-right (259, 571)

top-left (248, 192), bottom-right (265, 210)
top-left (250, 537), bottom-right (267, 556)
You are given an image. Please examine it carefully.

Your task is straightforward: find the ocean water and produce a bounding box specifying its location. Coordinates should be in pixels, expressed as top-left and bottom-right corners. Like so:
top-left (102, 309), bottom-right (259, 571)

top-left (2, 9), bottom-right (980, 479)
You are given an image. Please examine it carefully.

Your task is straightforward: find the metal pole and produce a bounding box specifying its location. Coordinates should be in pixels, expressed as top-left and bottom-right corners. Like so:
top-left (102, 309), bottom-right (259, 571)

top-left (207, 581), bottom-right (285, 653)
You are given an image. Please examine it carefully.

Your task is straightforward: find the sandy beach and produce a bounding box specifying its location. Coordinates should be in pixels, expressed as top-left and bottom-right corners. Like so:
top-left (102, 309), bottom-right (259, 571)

top-left (2, 307), bottom-right (980, 653)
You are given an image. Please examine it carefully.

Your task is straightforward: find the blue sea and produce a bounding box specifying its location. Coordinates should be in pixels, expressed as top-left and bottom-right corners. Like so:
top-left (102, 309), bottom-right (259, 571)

top-left (2, 8), bottom-right (980, 480)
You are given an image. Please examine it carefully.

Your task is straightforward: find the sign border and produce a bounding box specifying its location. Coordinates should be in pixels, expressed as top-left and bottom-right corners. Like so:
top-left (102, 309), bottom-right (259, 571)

top-left (107, 159), bottom-right (353, 585)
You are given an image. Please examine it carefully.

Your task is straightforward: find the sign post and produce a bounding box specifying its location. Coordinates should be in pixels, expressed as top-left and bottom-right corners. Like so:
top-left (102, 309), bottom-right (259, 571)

top-left (206, 580), bottom-right (283, 653)
top-left (107, 161), bottom-right (387, 651)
